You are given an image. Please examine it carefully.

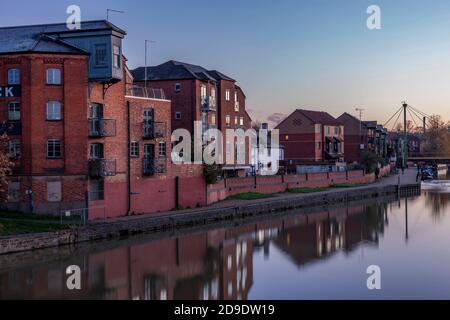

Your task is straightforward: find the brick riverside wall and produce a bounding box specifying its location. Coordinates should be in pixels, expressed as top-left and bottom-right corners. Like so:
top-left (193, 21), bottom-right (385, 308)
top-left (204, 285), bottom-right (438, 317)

top-left (206, 166), bottom-right (391, 204)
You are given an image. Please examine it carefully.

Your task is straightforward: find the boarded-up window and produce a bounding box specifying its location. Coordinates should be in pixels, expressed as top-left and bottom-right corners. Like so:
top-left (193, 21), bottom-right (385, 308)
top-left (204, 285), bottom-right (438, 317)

top-left (8, 182), bottom-right (20, 202)
top-left (47, 181), bottom-right (62, 202)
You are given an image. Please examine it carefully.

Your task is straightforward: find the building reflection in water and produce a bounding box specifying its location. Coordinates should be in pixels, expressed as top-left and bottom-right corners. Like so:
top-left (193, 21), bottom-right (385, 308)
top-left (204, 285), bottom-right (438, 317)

top-left (0, 202), bottom-right (391, 300)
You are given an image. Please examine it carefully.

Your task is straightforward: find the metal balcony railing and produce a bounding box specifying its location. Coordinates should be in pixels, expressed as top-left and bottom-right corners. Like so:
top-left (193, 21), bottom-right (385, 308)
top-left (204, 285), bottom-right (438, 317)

top-left (201, 96), bottom-right (217, 112)
top-left (143, 158), bottom-right (167, 176)
top-left (88, 159), bottom-right (117, 178)
top-left (127, 86), bottom-right (166, 100)
top-left (89, 119), bottom-right (116, 138)
top-left (143, 122), bottom-right (166, 140)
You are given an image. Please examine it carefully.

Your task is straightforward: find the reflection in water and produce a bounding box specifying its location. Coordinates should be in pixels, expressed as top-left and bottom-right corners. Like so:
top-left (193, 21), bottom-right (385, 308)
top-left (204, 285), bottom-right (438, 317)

top-left (1, 191), bottom-right (450, 300)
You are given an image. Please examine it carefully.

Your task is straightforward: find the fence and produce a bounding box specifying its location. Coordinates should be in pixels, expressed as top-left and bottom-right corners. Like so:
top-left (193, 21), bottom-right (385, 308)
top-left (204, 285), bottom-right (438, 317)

top-left (59, 206), bottom-right (106, 226)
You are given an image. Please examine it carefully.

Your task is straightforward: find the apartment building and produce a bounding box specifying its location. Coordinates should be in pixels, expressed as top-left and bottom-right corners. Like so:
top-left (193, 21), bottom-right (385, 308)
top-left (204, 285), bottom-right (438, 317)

top-left (0, 21), bottom-right (205, 219)
top-left (276, 109), bottom-right (345, 169)
top-left (131, 61), bottom-right (252, 176)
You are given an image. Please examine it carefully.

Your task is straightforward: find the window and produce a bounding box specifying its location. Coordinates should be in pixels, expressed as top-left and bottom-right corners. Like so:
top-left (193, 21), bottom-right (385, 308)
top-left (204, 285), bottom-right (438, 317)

top-left (211, 114), bottom-right (216, 125)
top-left (225, 90), bottom-right (231, 101)
top-left (159, 142), bottom-right (167, 158)
top-left (144, 144), bottom-right (155, 159)
top-left (175, 112), bottom-right (182, 120)
top-left (8, 182), bottom-right (20, 203)
top-left (47, 101), bottom-right (62, 120)
top-left (47, 181), bottom-right (62, 202)
top-left (90, 103), bottom-right (104, 119)
top-left (90, 143), bottom-right (104, 159)
top-left (226, 115), bottom-right (231, 126)
top-left (90, 180), bottom-right (104, 201)
top-left (240, 117), bottom-right (244, 126)
top-left (211, 88), bottom-right (216, 106)
top-left (8, 102), bottom-right (21, 121)
top-left (235, 116), bottom-right (238, 125)
top-left (130, 141), bottom-right (139, 158)
top-left (8, 69), bottom-right (20, 85)
top-left (113, 45), bottom-right (121, 69)
top-left (47, 69), bottom-right (61, 85)
top-left (201, 85), bottom-right (207, 98)
top-left (95, 44), bottom-right (108, 66)
top-left (8, 140), bottom-right (21, 159)
top-left (175, 83), bottom-right (182, 93)
top-left (47, 140), bottom-right (62, 158)
top-left (317, 142), bottom-right (322, 150)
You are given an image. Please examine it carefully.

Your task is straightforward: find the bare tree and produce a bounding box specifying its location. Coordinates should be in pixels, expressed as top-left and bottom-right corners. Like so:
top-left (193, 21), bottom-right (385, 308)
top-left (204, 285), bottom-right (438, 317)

top-left (421, 115), bottom-right (450, 156)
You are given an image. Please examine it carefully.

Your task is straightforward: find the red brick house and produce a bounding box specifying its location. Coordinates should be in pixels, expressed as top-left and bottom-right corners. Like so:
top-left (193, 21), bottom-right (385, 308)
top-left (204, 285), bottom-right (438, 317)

top-left (337, 112), bottom-right (367, 163)
top-left (275, 109), bottom-right (345, 167)
top-left (131, 61), bottom-right (252, 176)
top-left (0, 21), bottom-right (205, 219)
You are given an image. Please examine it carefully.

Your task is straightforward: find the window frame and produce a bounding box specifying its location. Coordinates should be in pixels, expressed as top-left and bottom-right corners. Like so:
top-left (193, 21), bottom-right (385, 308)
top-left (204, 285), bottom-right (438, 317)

top-left (8, 102), bottom-right (21, 121)
top-left (113, 45), bottom-right (121, 69)
top-left (225, 90), bottom-right (231, 101)
top-left (8, 69), bottom-right (20, 85)
top-left (226, 115), bottom-right (231, 126)
top-left (175, 83), bottom-right (182, 93)
top-left (90, 143), bottom-right (104, 159)
top-left (159, 142), bottom-right (167, 158)
top-left (90, 180), bottom-right (105, 201)
top-left (94, 44), bottom-right (108, 67)
top-left (8, 139), bottom-right (21, 159)
top-left (130, 141), bottom-right (140, 158)
top-left (46, 68), bottom-right (62, 85)
top-left (46, 101), bottom-right (62, 121)
top-left (47, 139), bottom-right (63, 159)
top-left (175, 112), bottom-right (182, 120)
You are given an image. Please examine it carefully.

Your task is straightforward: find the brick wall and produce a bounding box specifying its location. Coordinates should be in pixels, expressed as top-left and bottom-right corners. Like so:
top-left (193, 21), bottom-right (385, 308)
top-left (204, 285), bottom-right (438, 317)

top-left (206, 166), bottom-right (391, 205)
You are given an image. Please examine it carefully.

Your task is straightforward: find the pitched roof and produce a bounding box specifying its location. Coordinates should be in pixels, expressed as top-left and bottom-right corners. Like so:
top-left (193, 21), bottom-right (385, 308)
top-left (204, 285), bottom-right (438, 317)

top-left (131, 60), bottom-right (236, 82)
top-left (296, 109), bottom-right (343, 126)
top-left (337, 112), bottom-right (368, 128)
top-left (0, 20), bottom-right (125, 55)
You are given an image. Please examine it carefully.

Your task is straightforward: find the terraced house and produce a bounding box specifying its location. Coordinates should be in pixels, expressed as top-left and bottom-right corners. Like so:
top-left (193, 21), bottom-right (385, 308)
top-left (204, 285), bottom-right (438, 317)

top-left (0, 20), bottom-right (205, 219)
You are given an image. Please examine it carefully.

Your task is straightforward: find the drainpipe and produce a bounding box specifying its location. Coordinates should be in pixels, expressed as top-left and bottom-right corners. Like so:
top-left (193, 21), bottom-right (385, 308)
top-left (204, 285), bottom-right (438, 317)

top-left (127, 101), bottom-right (131, 215)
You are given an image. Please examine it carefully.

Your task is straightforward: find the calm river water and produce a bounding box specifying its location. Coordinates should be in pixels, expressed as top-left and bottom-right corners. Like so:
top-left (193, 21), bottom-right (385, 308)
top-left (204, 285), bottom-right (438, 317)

top-left (1, 186), bottom-right (450, 300)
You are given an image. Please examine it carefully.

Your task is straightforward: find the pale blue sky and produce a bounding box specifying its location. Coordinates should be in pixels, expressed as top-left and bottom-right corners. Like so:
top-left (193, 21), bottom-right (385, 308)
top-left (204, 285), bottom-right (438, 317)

top-left (2, 0), bottom-right (450, 126)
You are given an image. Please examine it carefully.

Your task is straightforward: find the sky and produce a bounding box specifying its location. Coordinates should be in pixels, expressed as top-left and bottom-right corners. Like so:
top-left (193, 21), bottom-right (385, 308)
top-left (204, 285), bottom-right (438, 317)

top-left (3, 0), bottom-right (450, 127)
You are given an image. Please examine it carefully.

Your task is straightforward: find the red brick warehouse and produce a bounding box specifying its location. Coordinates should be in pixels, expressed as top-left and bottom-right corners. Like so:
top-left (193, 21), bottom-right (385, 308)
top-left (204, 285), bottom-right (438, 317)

top-left (0, 21), bottom-right (205, 219)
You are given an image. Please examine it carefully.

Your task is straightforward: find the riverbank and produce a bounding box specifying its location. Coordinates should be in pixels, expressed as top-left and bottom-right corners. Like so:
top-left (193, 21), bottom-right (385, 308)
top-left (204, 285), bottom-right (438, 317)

top-left (0, 170), bottom-right (420, 255)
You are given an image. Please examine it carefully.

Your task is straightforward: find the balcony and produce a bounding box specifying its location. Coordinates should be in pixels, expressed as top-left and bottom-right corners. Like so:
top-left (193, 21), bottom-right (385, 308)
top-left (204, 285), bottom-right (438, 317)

top-left (143, 122), bottom-right (166, 140)
top-left (89, 119), bottom-right (116, 138)
top-left (89, 159), bottom-right (117, 178)
top-left (0, 122), bottom-right (22, 136)
top-left (126, 86), bottom-right (166, 100)
top-left (201, 96), bottom-right (217, 112)
top-left (143, 158), bottom-right (167, 176)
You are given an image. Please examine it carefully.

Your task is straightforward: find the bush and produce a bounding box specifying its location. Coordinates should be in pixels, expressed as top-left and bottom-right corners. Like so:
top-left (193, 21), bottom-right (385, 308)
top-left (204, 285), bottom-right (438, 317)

top-left (359, 151), bottom-right (381, 174)
top-left (204, 164), bottom-right (222, 184)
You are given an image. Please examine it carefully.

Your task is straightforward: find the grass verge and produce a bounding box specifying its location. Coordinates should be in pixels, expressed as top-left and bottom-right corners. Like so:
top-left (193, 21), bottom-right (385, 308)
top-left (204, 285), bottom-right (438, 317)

top-left (287, 187), bottom-right (330, 193)
top-left (0, 220), bottom-right (66, 237)
top-left (332, 183), bottom-right (366, 188)
top-left (228, 192), bottom-right (274, 200)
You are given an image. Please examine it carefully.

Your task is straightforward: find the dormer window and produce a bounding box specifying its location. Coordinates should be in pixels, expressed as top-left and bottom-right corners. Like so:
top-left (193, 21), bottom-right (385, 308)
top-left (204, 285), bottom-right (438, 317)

top-left (113, 45), bottom-right (121, 69)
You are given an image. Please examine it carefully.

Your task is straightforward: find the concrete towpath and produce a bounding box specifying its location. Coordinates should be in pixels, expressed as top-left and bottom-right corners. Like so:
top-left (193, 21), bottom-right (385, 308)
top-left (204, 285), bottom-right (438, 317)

top-left (91, 168), bottom-right (419, 225)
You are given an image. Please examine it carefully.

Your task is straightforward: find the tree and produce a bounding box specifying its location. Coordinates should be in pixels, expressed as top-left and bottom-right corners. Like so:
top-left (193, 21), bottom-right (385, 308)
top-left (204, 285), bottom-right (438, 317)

top-left (0, 134), bottom-right (13, 198)
top-left (421, 115), bottom-right (450, 156)
top-left (359, 150), bottom-right (381, 173)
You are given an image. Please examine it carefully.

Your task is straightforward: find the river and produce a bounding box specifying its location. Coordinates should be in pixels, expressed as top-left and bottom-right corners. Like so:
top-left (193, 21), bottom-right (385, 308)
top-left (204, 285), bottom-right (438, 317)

top-left (1, 179), bottom-right (450, 300)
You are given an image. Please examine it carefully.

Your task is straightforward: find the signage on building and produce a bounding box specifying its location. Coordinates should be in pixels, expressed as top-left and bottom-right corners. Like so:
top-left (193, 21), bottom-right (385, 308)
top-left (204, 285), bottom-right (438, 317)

top-left (0, 86), bottom-right (21, 98)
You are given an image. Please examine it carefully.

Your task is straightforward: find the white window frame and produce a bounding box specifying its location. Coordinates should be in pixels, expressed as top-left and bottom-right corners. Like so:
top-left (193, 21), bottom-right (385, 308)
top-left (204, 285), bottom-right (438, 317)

top-left (47, 139), bottom-right (62, 158)
top-left (225, 90), bottom-right (231, 101)
top-left (130, 141), bottom-right (139, 158)
top-left (47, 69), bottom-right (61, 85)
top-left (46, 101), bottom-right (62, 120)
top-left (159, 142), bottom-right (167, 158)
top-left (113, 45), bottom-right (121, 69)
top-left (175, 83), bottom-right (182, 93)
top-left (226, 115), bottom-right (231, 126)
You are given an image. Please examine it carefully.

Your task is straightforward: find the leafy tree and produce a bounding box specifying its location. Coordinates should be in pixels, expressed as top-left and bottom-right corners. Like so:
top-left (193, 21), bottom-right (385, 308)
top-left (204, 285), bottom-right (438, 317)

top-left (359, 150), bottom-right (381, 173)
top-left (421, 115), bottom-right (450, 156)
